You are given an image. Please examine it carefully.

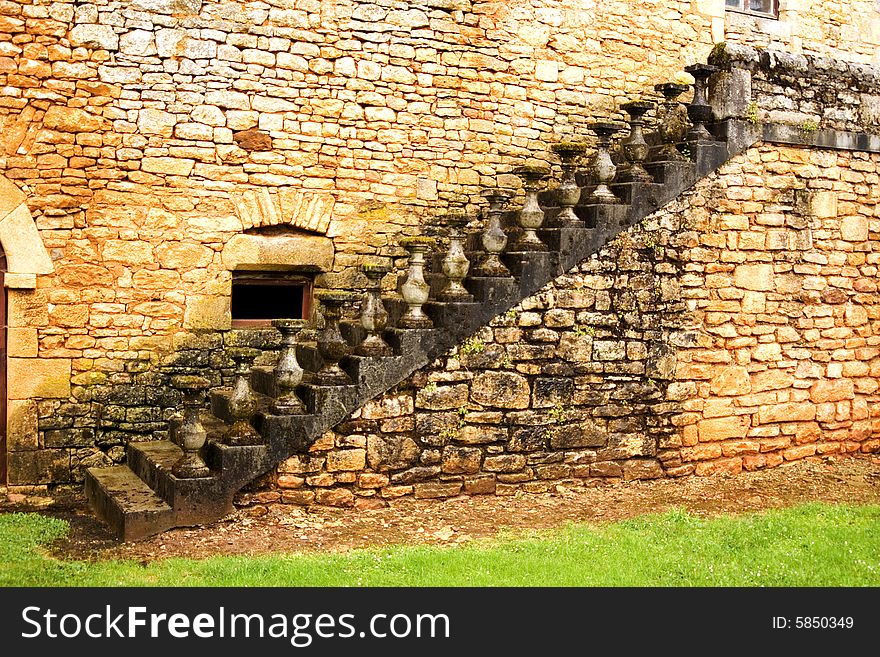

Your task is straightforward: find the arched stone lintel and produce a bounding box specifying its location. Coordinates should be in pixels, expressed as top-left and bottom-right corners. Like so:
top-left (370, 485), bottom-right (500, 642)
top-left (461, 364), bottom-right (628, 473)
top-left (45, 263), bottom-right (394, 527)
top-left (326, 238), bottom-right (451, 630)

top-left (0, 176), bottom-right (54, 289)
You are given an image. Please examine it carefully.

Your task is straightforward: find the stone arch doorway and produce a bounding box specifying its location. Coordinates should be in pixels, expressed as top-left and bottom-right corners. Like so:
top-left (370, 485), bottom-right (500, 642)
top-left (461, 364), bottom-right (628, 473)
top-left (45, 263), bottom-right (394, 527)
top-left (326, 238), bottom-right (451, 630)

top-left (0, 173), bottom-right (54, 485)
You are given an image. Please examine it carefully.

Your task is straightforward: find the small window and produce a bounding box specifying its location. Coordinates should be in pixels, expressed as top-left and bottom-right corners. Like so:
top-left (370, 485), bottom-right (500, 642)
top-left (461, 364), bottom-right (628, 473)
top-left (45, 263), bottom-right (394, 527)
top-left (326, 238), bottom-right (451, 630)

top-left (231, 272), bottom-right (312, 327)
top-left (725, 0), bottom-right (778, 19)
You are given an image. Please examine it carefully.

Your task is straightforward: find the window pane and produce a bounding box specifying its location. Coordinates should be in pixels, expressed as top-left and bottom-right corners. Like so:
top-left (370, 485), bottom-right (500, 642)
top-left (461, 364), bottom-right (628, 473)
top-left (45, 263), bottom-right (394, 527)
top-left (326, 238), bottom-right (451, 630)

top-left (726, 0), bottom-right (743, 8)
top-left (749, 0), bottom-right (774, 13)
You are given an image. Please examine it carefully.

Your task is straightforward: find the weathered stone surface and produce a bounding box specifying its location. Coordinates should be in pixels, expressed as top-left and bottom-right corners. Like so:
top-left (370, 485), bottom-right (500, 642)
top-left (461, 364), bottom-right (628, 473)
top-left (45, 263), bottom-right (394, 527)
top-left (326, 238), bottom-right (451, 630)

top-left (221, 233), bottom-right (334, 272)
top-left (7, 358), bottom-right (71, 400)
top-left (697, 416), bottom-right (750, 442)
top-left (234, 129), bottom-right (273, 151)
top-left (69, 24), bottom-right (118, 50)
top-left (42, 106), bottom-right (103, 133)
top-left (809, 379), bottom-right (855, 403)
top-left (441, 446), bottom-right (481, 474)
top-left (326, 449), bottom-right (366, 472)
top-left (470, 371), bottom-right (530, 409)
top-left (549, 423), bottom-right (606, 449)
top-left (758, 403), bottom-right (816, 424)
top-left (733, 264), bottom-right (774, 291)
top-left (709, 366), bottom-right (751, 396)
top-left (622, 459), bottom-right (663, 481)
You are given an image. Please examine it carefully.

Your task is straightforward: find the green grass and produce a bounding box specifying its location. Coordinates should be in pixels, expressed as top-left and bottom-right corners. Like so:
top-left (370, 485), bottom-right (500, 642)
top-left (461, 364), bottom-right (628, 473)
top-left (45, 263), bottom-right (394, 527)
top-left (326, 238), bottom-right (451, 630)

top-left (1, 503), bottom-right (878, 586)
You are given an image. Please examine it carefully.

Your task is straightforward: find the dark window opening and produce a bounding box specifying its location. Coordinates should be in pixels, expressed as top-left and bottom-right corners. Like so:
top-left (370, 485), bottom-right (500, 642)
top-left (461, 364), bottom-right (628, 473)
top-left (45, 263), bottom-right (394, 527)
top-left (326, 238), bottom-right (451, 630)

top-left (725, 0), bottom-right (779, 19)
top-left (231, 273), bottom-right (312, 327)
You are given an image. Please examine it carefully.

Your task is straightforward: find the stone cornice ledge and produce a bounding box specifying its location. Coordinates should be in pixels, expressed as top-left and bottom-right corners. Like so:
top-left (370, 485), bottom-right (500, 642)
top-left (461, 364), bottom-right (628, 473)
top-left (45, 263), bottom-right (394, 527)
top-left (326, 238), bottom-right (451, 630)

top-left (718, 120), bottom-right (880, 160)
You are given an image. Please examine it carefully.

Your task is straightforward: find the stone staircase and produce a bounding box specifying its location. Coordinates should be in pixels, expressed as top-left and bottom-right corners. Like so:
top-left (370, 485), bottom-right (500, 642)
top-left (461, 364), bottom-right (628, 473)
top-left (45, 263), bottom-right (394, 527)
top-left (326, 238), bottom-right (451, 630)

top-left (85, 67), bottom-right (761, 541)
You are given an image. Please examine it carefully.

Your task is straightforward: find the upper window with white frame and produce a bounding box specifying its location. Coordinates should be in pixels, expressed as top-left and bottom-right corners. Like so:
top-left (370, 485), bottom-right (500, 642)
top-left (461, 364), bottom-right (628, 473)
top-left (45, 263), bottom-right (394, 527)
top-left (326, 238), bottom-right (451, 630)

top-left (725, 0), bottom-right (779, 19)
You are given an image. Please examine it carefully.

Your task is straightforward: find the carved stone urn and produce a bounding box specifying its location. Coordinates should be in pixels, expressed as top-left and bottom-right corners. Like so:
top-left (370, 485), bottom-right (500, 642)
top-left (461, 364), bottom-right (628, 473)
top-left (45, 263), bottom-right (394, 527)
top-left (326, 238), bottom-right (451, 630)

top-left (272, 318), bottom-right (307, 414)
top-left (550, 142), bottom-right (588, 223)
top-left (314, 289), bottom-right (357, 385)
top-left (619, 100), bottom-right (655, 183)
top-left (654, 82), bottom-right (691, 161)
top-left (439, 211), bottom-right (473, 301)
top-left (224, 347), bottom-right (262, 446)
top-left (356, 263), bottom-right (393, 356)
top-left (587, 123), bottom-right (621, 204)
top-left (171, 375), bottom-right (212, 479)
top-left (399, 236), bottom-right (436, 328)
top-left (474, 188), bottom-right (513, 276)
top-left (512, 165), bottom-right (550, 251)
top-left (684, 63), bottom-right (717, 142)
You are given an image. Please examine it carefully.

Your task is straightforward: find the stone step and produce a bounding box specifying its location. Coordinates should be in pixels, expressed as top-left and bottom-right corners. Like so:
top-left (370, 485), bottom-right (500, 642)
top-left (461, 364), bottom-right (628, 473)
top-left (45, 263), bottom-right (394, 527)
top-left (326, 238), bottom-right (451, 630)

top-left (126, 440), bottom-right (230, 527)
top-left (84, 465), bottom-right (174, 541)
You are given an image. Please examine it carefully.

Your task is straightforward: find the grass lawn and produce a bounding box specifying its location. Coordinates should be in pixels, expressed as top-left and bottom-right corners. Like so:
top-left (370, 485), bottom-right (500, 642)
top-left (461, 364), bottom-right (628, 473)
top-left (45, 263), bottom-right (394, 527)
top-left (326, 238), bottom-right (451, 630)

top-left (1, 503), bottom-right (878, 587)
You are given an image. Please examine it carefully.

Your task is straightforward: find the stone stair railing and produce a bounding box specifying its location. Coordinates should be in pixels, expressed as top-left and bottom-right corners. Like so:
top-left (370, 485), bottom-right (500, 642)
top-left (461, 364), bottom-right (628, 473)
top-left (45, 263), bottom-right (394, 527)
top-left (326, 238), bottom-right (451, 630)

top-left (84, 61), bottom-right (760, 541)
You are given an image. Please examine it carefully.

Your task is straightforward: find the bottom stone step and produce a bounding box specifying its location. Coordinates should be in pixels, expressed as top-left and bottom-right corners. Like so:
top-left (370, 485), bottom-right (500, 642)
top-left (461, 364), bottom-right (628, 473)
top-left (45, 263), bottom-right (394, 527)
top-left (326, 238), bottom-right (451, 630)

top-left (84, 465), bottom-right (174, 542)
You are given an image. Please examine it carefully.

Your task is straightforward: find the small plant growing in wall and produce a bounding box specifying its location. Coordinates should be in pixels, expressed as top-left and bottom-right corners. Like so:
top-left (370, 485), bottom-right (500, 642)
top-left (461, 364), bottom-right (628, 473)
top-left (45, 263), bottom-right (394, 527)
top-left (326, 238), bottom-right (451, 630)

top-left (572, 324), bottom-right (596, 337)
top-left (800, 119), bottom-right (818, 134)
top-left (549, 404), bottom-right (568, 425)
top-left (459, 336), bottom-right (486, 355)
top-left (745, 101), bottom-right (759, 125)
top-left (423, 381), bottom-right (437, 394)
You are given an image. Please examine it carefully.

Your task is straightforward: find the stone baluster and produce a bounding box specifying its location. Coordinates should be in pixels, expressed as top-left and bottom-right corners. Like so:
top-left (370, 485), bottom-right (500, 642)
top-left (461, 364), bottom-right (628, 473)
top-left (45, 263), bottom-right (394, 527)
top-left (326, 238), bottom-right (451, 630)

top-left (512, 165), bottom-right (550, 251)
top-left (171, 375), bottom-right (211, 478)
top-left (587, 122), bottom-right (621, 204)
top-left (619, 100), bottom-right (655, 183)
top-left (654, 82), bottom-right (690, 161)
top-left (684, 63), bottom-right (717, 142)
top-left (550, 142), bottom-right (587, 224)
top-left (272, 318), bottom-right (307, 414)
top-left (356, 263), bottom-right (393, 356)
top-left (399, 237), bottom-right (436, 328)
top-left (474, 188), bottom-right (513, 276)
top-left (438, 211), bottom-right (474, 301)
top-left (225, 347), bottom-right (262, 445)
top-left (314, 289), bottom-right (357, 385)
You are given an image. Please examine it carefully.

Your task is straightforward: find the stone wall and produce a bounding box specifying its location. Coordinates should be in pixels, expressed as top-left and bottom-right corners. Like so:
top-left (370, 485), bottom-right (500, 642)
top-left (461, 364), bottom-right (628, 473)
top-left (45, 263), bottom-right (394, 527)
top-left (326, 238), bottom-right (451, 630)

top-left (709, 43), bottom-right (880, 134)
top-left (724, 0), bottom-right (880, 64)
top-left (2, 0), bottom-right (880, 488)
top-left (240, 142), bottom-right (880, 508)
top-left (2, 0), bottom-right (725, 485)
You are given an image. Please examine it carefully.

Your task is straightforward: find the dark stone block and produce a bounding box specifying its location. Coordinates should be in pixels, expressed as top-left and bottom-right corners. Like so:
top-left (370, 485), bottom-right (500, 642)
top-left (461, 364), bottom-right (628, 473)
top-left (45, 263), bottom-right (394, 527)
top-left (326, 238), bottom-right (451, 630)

top-left (8, 449), bottom-right (71, 485)
top-left (44, 428), bottom-right (96, 448)
top-left (549, 423), bottom-right (606, 449)
top-left (391, 466), bottom-right (441, 484)
top-left (532, 377), bottom-right (574, 408)
top-left (508, 427), bottom-right (548, 452)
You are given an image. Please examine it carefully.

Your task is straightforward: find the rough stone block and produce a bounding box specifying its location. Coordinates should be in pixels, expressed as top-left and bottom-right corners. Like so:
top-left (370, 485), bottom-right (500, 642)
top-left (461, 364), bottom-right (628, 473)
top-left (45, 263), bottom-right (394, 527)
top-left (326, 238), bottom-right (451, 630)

top-left (326, 449), bottom-right (366, 472)
top-left (758, 402), bottom-right (816, 424)
top-left (697, 415), bottom-right (750, 442)
top-left (183, 295), bottom-right (230, 330)
top-left (549, 422), bottom-right (606, 449)
top-left (7, 358), bottom-right (71, 399)
top-left (470, 371), bottom-right (530, 409)
top-left (7, 328), bottom-right (38, 357)
top-left (413, 481), bottom-right (462, 499)
top-left (8, 449), bottom-right (70, 485)
top-left (733, 264), bottom-right (774, 291)
top-left (809, 191), bottom-right (837, 218)
top-left (314, 488), bottom-right (355, 507)
top-left (483, 454), bottom-right (526, 473)
top-left (709, 366), bottom-right (752, 396)
top-left (622, 458), bottom-right (663, 481)
top-left (809, 379), bottom-right (854, 403)
top-left (7, 399), bottom-right (38, 450)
